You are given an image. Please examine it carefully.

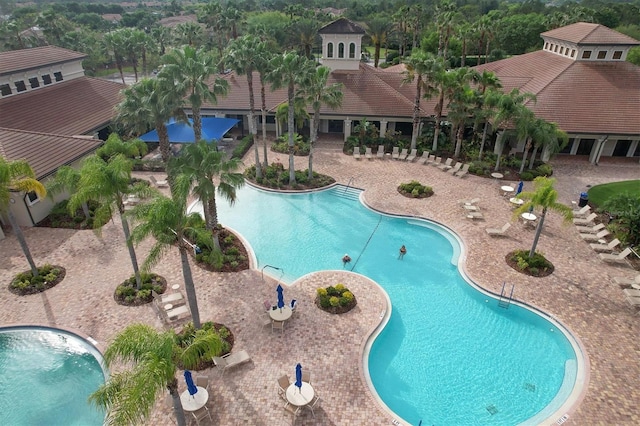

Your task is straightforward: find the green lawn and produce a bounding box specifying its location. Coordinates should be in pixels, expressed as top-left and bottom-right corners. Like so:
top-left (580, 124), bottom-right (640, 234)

top-left (587, 180), bottom-right (640, 207)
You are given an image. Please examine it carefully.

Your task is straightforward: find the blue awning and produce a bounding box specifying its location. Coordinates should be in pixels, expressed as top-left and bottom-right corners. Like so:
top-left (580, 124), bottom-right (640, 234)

top-left (139, 117), bottom-right (239, 144)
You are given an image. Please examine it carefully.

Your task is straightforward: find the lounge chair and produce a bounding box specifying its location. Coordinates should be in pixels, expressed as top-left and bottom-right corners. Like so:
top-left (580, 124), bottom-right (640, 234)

top-left (425, 154), bottom-right (436, 165)
top-left (590, 238), bottom-right (621, 253)
top-left (405, 149), bottom-right (417, 162)
top-left (623, 288), bottom-right (640, 298)
top-left (624, 295), bottom-right (640, 313)
top-left (376, 145), bottom-right (385, 159)
top-left (447, 162), bottom-right (463, 174)
top-left (149, 175), bottom-right (168, 188)
top-left (165, 304), bottom-right (190, 321)
top-left (417, 151), bottom-right (430, 164)
top-left (466, 211), bottom-right (484, 220)
top-left (152, 290), bottom-right (184, 307)
top-left (455, 163), bottom-right (470, 178)
top-left (212, 350), bottom-right (251, 376)
top-left (573, 213), bottom-right (597, 225)
top-left (463, 204), bottom-right (480, 211)
top-left (365, 147), bottom-right (373, 160)
top-left (599, 247), bottom-right (633, 264)
top-left (459, 197), bottom-right (480, 206)
top-left (398, 148), bottom-right (409, 161)
top-left (430, 156), bottom-right (442, 167)
top-left (579, 229), bottom-right (610, 242)
top-left (353, 146), bottom-right (361, 160)
top-left (614, 274), bottom-right (640, 287)
top-left (571, 205), bottom-right (591, 217)
top-left (575, 223), bottom-right (605, 234)
top-left (485, 223), bottom-right (511, 237)
top-left (437, 158), bottom-right (453, 171)
top-left (391, 146), bottom-right (400, 160)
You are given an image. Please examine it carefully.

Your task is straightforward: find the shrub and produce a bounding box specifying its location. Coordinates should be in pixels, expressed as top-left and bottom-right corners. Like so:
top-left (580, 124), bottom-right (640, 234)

top-left (329, 296), bottom-right (340, 307)
top-left (272, 133), bottom-right (309, 155)
top-left (535, 164), bottom-right (553, 177)
top-left (231, 135), bottom-right (253, 159)
top-left (335, 283), bottom-right (345, 292)
top-left (520, 171), bottom-right (535, 181)
top-left (9, 264), bottom-right (66, 296)
top-left (315, 283), bottom-right (357, 313)
top-left (317, 288), bottom-right (328, 297)
top-left (398, 180), bottom-right (433, 198)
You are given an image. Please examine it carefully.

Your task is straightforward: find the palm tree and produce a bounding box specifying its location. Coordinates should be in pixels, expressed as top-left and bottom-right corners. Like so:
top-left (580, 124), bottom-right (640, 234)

top-left (226, 35), bottom-right (263, 178)
top-left (402, 50), bottom-right (432, 150)
top-left (528, 121), bottom-right (567, 170)
top-left (89, 323), bottom-right (224, 426)
top-left (174, 22), bottom-right (205, 48)
top-left (0, 158), bottom-right (46, 276)
top-left (514, 177), bottom-right (573, 258)
top-left (151, 25), bottom-right (172, 56)
top-left (447, 82), bottom-right (479, 157)
top-left (471, 70), bottom-right (502, 145)
top-left (255, 46), bottom-right (274, 170)
top-left (299, 66), bottom-right (344, 179)
top-left (491, 89), bottom-right (537, 171)
top-left (69, 137), bottom-right (152, 290)
top-left (169, 140), bottom-right (244, 248)
top-left (268, 52), bottom-right (315, 185)
top-left (103, 31), bottom-right (127, 85)
top-left (420, 54), bottom-right (447, 152)
top-left (46, 165), bottom-right (91, 220)
top-left (515, 109), bottom-right (542, 174)
top-left (435, 0), bottom-right (457, 58)
top-left (290, 18), bottom-right (318, 58)
top-left (366, 18), bottom-right (393, 68)
top-left (160, 46), bottom-right (228, 142)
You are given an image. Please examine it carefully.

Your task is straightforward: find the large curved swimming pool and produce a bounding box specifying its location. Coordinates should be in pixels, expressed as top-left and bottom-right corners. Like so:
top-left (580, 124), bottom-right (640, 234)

top-left (0, 326), bottom-right (106, 425)
top-left (190, 184), bottom-right (584, 425)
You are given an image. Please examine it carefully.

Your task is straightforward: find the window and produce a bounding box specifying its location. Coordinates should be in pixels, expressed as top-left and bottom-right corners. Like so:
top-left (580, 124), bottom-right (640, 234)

top-left (0, 84), bottom-right (11, 96)
top-left (559, 47), bottom-right (564, 55)
top-left (327, 42), bottom-right (333, 58)
top-left (26, 191), bottom-right (40, 206)
top-left (349, 43), bottom-right (356, 59)
top-left (597, 51), bottom-right (607, 59)
top-left (613, 51), bottom-right (622, 59)
top-left (544, 42), bottom-right (549, 50)
top-left (582, 50), bottom-right (592, 59)
top-left (554, 45), bottom-right (558, 53)
top-left (338, 42), bottom-right (345, 58)
top-left (54, 72), bottom-right (63, 82)
top-left (42, 74), bottom-right (52, 85)
top-left (15, 80), bottom-right (26, 92)
top-left (29, 77), bottom-right (40, 89)
top-left (571, 49), bottom-right (576, 58)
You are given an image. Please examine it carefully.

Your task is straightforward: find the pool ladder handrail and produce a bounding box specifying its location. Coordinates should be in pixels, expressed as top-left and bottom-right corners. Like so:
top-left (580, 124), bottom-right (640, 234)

top-left (498, 282), bottom-right (514, 308)
top-left (343, 177), bottom-right (355, 194)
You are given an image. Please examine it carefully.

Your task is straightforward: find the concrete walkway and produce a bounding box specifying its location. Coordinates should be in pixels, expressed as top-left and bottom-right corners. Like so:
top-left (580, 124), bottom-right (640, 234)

top-left (0, 143), bottom-right (638, 425)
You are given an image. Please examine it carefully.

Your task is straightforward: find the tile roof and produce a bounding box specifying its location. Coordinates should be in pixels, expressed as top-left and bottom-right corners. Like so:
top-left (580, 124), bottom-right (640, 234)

top-left (541, 22), bottom-right (640, 46)
top-left (0, 128), bottom-right (102, 179)
top-left (0, 46), bottom-right (87, 76)
top-left (158, 14), bottom-right (200, 28)
top-left (0, 76), bottom-right (124, 135)
top-left (475, 50), bottom-right (640, 135)
top-left (319, 18), bottom-right (366, 35)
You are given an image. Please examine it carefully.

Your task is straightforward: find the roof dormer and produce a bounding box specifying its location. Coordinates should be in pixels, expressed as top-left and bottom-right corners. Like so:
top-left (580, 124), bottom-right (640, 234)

top-left (318, 18), bottom-right (366, 71)
top-left (541, 22), bottom-right (640, 62)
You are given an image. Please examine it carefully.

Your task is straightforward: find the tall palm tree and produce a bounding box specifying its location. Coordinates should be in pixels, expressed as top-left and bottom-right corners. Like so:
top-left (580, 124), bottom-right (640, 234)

top-left (435, 0), bottom-right (457, 58)
top-left (366, 18), bottom-right (393, 68)
top-left (299, 66), bottom-right (344, 179)
top-left (471, 70), bottom-right (502, 144)
top-left (69, 137), bottom-right (152, 290)
top-left (151, 25), bottom-right (172, 55)
top-left (268, 52), bottom-right (315, 185)
top-left (492, 89), bottom-right (537, 171)
top-left (447, 83), bottom-right (479, 157)
top-left (0, 158), bottom-right (46, 276)
top-left (89, 323), bottom-right (224, 426)
top-left (168, 140), bottom-right (244, 248)
top-left (290, 18), bottom-right (318, 58)
top-left (46, 165), bottom-right (90, 219)
top-left (418, 54), bottom-right (447, 152)
top-left (103, 31), bottom-right (127, 85)
top-left (528, 121), bottom-right (567, 170)
top-left (514, 177), bottom-right (573, 258)
top-left (515, 109), bottom-right (542, 174)
top-left (226, 35), bottom-right (263, 178)
top-left (255, 45), bottom-right (274, 170)
top-left (160, 46), bottom-right (228, 142)
top-left (174, 22), bottom-right (205, 48)
top-left (402, 50), bottom-right (431, 150)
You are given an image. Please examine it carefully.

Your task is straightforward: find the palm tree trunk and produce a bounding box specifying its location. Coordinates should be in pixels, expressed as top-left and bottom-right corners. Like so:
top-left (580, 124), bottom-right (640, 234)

top-left (528, 146), bottom-right (539, 170)
top-left (7, 209), bottom-right (39, 276)
top-left (247, 73), bottom-right (261, 179)
top-left (309, 110), bottom-right (320, 179)
top-left (81, 202), bottom-right (91, 219)
top-left (169, 377), bottom-right (187, 426)
top-left (410, 78), bottom-right (422, 151)
top-left (119, 211), bottom-right (143, 290)
top-left (116, 61), bottom-right (126, 85)
top-left (179, 246), bottom-right (201, 329)
top-left (260, 77), bottom-right (269, 169)
top-left (192, 105), bottom-right (202, 142)
top-left (519, 139), bottom-right (531, 173)
top-left (205, 196), bottom-right (221, 250)
top-left (529, 208), bottom-right (546, 258)
top-left (374, 44), bottom-right (381, 68)
top-left (454, 125), bottom-right (464, 157)
top-left (478, 121), bottom-right (489, 160)
top-left (287, 84), bottom-right (296, 185)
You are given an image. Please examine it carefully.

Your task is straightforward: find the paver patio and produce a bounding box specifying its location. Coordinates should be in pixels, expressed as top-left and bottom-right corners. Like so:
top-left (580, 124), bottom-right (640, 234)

top-left (1, 139), bottom-right (638, 425)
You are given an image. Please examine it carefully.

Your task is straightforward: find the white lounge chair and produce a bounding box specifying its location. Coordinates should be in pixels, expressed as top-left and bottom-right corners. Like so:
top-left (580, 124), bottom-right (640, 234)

top-left (579, 229), bottom-right (610, 242)
top-left (417, 151), bottom-right (430, 164)
top-left (447, 162), bottom-right (463, 174)
top-left (425, 154), bottom-right (436, 165)
top-left (365, 147), bottom-right (373, 160)
top-left (455, 163), bottom-right (470, 178)
top-left (391, 146), bottom-right (400, 160)
top-left (212, 350), bottom-right (251, 376)
top-left (466, 211), bottom-right (484, 220)
top-left (406, 149), bottom-right (417, 162)
top-left (149, 175), bottom-right (168, 188)
top-left (165, 304), bottom-right (190, 320)
top-left (576, 223), bottom-right (606, 234)
top-left (376, 145), bottom-right (385, 159)
top-left (573, 213), bottom-right (597, 225)
top-left (353, 146), bottom-right (361, 160)
top-left (437, 158), bottom-right (453, 171)
top-left (623, 288), bottom-right (640, 298)
top-left (571, 205), bottom-right (591, 217)
top-left (152, 290), bottom-right (185, 307)
top-left (486, 223), bottom-right (511, 237)
top-left (599, 247), bottom-right (633, 264)
top-left (398, 148), bottom-right (409, 161)
top-left (459, 197), bottom-right (480, 206)
top-left (590, 238), bottom-right (621, 253)
top-left (431, 156), bottom-right (442, 167)
top-left (614, 274), bottom-right (640, 287)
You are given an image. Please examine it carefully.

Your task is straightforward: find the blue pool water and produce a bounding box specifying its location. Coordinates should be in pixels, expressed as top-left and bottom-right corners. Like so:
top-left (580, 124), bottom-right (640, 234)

top-left (0, 327), bottom-right (106, 425)
top-left (192, 184), bottom-right (580, 425)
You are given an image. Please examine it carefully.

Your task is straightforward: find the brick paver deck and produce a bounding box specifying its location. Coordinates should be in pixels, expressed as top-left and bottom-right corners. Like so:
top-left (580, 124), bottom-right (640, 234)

top-left (1, 140), bottom-right (638, 425)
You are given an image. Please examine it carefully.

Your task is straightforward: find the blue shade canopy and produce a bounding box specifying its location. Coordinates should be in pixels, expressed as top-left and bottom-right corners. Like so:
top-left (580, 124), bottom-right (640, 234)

top-left (184, 370), bottom-right (198, 396)
top-left (295, 363), bottom-right (302, 390)
top-left (516, 181), bottom-right (524, 195)
top-left (139, 117), bottom-right (239, 143)
top-left (276, 284), bottom-right (285, 309)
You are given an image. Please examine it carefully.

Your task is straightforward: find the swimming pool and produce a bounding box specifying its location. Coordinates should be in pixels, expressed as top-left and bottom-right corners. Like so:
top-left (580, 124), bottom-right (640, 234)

top-left (190, 184), bottom-right (584, 425)
top-left (0, 326), bottom-right (106, 425)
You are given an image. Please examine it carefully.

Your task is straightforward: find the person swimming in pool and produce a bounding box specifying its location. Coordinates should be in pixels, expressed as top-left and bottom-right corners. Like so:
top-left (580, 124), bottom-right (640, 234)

top-left (399, 245), bottom-right (407, 259)
top-left (342, 254), bottom-right (351, 266)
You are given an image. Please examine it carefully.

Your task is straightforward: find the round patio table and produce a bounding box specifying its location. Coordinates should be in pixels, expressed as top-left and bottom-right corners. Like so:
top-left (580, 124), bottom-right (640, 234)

top-left (286, 382), bottom-right (314, 407)
top-left (180, 387), bottom-right (209, 412)
top-left (269, 306), bottom-right (292, 321)
top-left (509, 197), bottom-right (524, 206)
top-left (491, 172), bottom-right (504, 180)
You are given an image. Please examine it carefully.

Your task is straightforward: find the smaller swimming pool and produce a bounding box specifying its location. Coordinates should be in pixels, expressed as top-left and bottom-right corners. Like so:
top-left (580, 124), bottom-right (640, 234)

top-left (0, 326), bottom-right (106, 425)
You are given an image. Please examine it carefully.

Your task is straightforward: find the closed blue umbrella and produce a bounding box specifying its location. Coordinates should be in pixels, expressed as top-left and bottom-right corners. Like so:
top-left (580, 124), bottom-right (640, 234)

top-left (295, 363), bottom-right (302, 391)
top-left (276, 284), bottom-right (285, 309)
top-left (516, 181), bottom-right (524, 195)
top-left (184, 370), bottom-right (198, 396)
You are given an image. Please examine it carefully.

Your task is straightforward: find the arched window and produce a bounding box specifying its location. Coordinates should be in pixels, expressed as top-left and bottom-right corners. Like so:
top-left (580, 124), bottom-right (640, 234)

top-left (327, 42), bottom-right (333, 58)
top-left (338, 42), bottom-right (345, 58)
top-left (349, 43), bottom-right (356, 58)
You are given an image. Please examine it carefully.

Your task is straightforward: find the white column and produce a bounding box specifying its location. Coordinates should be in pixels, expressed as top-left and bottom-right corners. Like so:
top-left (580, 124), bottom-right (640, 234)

top-left (627, 139), bottom-right (639, 158)
top-left (590, 136), bottom-right (608, 165)
top-left (379, 120), bottom-right (388, 138)
top-left (344, 119), bottom-right (352, 142)
top-left (493, 131), bottom-right (505, 155)
top-left (569, 137), bottom-right (581, 155)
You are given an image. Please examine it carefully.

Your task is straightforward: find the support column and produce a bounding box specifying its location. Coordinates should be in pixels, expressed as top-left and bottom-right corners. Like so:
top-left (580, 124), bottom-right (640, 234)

top-left (570, 138), bottom-right (581, 155)
top-left (379, 120), bottom-right (388, 138)
top-left (493, 131), bottom-right (505, 155)
top-left (344, 119), bottom-right (352, 142)
top-left (627, 139), bottom-right (639, 158)
top-left (590, 136), bottom-right (608, 165)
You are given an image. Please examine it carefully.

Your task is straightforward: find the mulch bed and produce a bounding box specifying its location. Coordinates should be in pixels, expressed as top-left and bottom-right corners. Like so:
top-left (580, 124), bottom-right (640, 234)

top-left (193, 229), bottom-right (250, 273)
top-left (8, 266), bottom-right (66, 296)
top-left (505, 251), bottom-right (555, 278)
top-left (314, 296), bottom-right (358, 314)
top-left (397, 188), bottom-right (434, 199)
top-left (113, 274), bottom-right (167, 306)
top-left (177, 323), bottom-right (235, 371)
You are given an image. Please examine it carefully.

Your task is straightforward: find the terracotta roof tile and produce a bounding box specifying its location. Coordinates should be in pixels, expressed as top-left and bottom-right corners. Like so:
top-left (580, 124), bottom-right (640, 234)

top-left (0, 128), bottom-right (102, 179)
top-left (0, 46), bottom-right (87, 76)
top-left (0, 77), bottom-right (124, 135)
top-left (319, 18), bottom-right (366, 34)
top-left (541, 22), bottom-right (640, 46)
